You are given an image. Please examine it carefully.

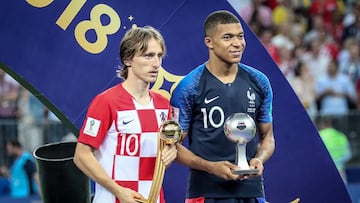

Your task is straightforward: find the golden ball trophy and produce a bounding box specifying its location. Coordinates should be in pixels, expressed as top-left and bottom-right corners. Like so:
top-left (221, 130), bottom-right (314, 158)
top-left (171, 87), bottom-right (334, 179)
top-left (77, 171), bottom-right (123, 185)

top-left (135, 120), bottom-right (182, 203)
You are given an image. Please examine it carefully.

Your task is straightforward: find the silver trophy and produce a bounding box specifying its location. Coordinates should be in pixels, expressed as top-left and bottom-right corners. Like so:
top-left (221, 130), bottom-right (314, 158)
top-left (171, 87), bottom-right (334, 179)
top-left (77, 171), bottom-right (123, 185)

top-left (224, 113), bottom-right (259, 175)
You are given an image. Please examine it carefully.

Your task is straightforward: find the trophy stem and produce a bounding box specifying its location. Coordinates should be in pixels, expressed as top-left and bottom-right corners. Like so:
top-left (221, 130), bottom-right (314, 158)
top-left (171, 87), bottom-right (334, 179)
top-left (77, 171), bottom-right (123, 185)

top-left (136, 120), bottom-right (182, 203)
top-left (134, 135), bottom-right (165, 203)
top-left (235, 142), bottom-right (250, 170)
top-left (148, 137), bottom-right (165, 203)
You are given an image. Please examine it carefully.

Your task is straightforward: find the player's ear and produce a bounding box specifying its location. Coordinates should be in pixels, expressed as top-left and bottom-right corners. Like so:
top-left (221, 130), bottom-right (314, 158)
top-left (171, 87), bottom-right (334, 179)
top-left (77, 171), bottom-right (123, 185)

top-left (204, 37), bottom-right (213, 49)
top-left (124, 59), bottom-right (131, 67)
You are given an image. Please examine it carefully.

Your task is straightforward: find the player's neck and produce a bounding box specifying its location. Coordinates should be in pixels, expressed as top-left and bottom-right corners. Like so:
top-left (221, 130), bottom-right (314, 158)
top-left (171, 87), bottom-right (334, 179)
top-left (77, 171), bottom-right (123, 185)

top-left (122, 80), bottom-right (151, 105)
top-left (206, 61), bottom-right (238, 84)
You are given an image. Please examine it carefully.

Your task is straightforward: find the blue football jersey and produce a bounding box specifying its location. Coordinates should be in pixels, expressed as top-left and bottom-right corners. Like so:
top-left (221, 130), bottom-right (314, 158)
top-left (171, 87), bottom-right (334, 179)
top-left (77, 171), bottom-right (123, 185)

top-left (170, 63), bottom-right (273, 198)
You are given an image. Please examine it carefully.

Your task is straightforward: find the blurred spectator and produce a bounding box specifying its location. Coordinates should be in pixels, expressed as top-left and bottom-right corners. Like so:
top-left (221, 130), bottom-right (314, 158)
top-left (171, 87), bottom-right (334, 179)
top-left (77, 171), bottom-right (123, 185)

top-left (228, 0), bottom-right (251, 13)
top-left (309, 0), bottom-right (338, 31)
top-left (301, 38), bottom-right (332, 80)
top-left (317, 26), bottom-right (339, 61)
top-left (0, 69), bottom-right (20, 166)
top-left (272, 0), bottom-right (295, 27)
top-left (292, 32), bottom-right (307, 62)
top-left (277, 45), bottom-right (296, 79)
top-left (0, 176), bottom-right (9, 196)
top-left (292, 8), bottom-right (309, 37)
top-left (290, 0), bottom-right (311, 10)
top-left (304, 14), bottom-right (325, 45)
top-left (43, 109), bottom-right (69, 144)
top-left (17, 87), bottom-right (44, 153)
top-left (338, 37), bottom-right (357, 71)
top-left (356, 77), bottom-right (360, 109)
top-left (329, 8), bottom-right (345, 46)
top-left (0, 140), bottom-right (39, 198)
top-left (289, 61), bottom-right (317, 117)
top-left (264, 0), bottom-right (279, 9)
top-left (240, 0), bottom-right (273, 34)
top-left (316, 59), bottom-right (357, 116)
top-left (259, 27), bottom-right (280, 64)
top-left (343, 2), bottom-right (360, 41)
top-left (271, 20), bottom-right (295, 51)
top-left (343, 1), bottom-right (360, 27)
top-left (338, 38), bottom-right (360, 85)
top-left (318, 116), bottom-right (352, 183)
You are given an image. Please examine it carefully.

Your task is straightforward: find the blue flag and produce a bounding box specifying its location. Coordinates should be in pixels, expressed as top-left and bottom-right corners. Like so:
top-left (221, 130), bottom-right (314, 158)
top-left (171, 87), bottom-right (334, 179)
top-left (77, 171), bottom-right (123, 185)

top-left (0, 0), bottom-right (351, 202)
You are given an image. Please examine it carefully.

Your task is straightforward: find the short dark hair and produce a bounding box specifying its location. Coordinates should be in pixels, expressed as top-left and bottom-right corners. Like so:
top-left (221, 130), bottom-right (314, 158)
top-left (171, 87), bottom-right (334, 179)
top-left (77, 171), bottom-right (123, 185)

top-left (204, 10), bottom-right (240, 37)
top-left (7, 139), bottom-right (22, 148)
top-left (118, 26), bottom-right (166, 79)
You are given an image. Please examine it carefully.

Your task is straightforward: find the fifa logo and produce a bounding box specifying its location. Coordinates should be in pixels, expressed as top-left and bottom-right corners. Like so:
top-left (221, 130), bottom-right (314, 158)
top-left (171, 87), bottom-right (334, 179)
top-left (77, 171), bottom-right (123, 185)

top-left (89, 120), bottom-right (95, 131)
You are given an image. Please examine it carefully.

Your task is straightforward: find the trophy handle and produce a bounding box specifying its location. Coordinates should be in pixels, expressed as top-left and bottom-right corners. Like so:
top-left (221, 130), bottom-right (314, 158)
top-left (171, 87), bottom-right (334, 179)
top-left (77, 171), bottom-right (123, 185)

top-left (235, 142), bottom-right (250, 170)
top-left (135, 134), bottom-right (165, 203)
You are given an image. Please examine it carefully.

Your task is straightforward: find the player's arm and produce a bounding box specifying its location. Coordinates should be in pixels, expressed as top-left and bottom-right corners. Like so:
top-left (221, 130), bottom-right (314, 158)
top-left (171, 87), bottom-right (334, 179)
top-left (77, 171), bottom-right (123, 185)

top-left (175, 133), bottom-right (239, 180)
top-left (72, 95), bottom-right (142, 202)
top-left (249, 122), bottom-right (275, 176)
top-left (74, 142), bottom-right (144, 203)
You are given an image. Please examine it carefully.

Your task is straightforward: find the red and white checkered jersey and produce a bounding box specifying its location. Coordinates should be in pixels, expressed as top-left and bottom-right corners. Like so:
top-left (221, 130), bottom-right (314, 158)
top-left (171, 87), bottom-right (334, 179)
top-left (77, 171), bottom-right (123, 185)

top-left (78, 83), bottom-right (171, 203)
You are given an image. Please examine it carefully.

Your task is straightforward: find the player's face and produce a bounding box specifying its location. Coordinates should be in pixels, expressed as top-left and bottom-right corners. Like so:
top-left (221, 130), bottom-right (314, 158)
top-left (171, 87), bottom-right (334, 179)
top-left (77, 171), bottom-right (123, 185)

top-left (128, 38), bottom-right (164, 83)
top-left (206, 23), bottom-right (245, 64)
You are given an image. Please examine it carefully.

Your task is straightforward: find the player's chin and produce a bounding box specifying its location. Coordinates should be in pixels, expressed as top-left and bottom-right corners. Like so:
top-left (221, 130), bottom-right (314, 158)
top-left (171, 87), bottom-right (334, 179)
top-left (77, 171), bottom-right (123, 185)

top-left (147, 76), bottom-right (158, 83)
top-left (227, 55), bottom-right (241, 61)
top-left (227, 58), bottom-right (241, 64)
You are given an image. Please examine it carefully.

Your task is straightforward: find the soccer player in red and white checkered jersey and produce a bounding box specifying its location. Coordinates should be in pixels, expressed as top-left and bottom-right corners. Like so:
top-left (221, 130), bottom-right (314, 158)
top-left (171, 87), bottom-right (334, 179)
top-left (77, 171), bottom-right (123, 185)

top-left (74, 26), bottom-right (177, 203)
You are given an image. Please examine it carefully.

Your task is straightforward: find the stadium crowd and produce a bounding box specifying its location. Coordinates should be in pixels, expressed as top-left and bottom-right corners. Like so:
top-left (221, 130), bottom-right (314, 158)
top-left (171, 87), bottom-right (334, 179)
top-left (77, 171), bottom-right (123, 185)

top-left (236, 0), bottom-right (360, 184)
top-left (238, 0), bottom-right (360, 118)
top-left (236, 0), bottom-right (360, 186)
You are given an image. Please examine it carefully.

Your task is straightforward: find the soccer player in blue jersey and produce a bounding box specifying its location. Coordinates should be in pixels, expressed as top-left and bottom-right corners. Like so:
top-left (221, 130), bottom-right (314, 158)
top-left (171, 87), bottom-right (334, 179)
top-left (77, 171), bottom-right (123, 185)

top-left (170, 10), bottom-right (275, 203)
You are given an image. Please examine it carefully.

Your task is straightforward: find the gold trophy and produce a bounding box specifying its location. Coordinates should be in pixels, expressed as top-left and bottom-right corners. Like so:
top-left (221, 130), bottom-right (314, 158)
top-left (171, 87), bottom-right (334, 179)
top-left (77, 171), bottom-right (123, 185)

top-left (135, 120), bottom-right (182, 203)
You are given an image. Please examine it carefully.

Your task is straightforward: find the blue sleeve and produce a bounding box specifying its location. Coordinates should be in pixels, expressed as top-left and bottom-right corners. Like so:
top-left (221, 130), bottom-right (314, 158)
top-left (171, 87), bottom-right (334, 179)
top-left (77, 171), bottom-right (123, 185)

top-left (258, 73), bottom-right (273, 123)
top-left (170, 65), bottom-right (204, 131)
top-left (242, 64), bottom-right (273, 123)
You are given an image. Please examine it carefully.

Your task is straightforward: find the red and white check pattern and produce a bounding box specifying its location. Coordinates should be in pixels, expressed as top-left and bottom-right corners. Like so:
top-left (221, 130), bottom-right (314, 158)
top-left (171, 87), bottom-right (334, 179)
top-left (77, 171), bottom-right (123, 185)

top-left (78, 84), bottom-right (170, 203)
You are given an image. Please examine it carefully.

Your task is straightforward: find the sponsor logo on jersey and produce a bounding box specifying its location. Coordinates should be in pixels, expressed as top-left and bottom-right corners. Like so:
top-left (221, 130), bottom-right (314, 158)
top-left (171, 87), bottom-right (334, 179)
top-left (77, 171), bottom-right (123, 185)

top-left (122, 119), bottom-right (134, 125)
top-left (204, 96), bottom-right (219, 104)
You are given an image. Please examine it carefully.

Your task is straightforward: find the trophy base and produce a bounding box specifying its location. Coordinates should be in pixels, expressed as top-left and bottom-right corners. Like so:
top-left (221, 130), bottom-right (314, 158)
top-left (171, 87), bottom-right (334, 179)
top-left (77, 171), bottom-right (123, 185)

top-left (232, 169), bottom-right (259, 176)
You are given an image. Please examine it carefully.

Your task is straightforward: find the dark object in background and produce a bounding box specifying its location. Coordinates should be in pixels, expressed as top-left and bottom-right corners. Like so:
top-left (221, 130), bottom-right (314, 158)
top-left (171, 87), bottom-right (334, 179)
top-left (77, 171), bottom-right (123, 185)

top-left (33, 142), bottom-right (90, 203)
